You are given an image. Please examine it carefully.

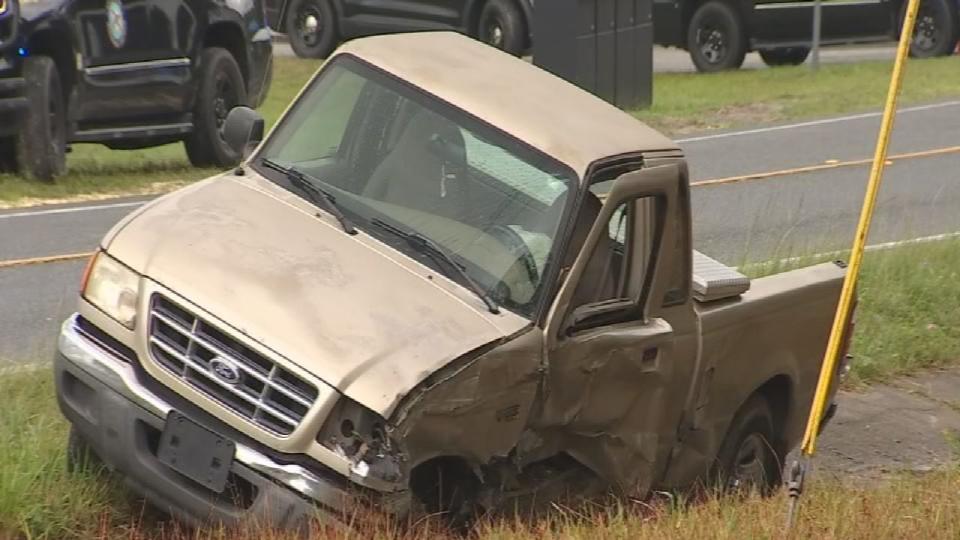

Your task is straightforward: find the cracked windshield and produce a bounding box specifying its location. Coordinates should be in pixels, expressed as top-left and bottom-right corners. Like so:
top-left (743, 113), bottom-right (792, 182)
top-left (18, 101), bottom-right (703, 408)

top-left (255, 58), bottom-right (574, 317)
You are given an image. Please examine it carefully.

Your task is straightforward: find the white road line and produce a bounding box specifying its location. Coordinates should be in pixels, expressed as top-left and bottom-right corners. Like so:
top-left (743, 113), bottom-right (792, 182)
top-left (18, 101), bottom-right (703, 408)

top-left (676, 101), bottom-right (960, 144)
top-left (0, 201), bottom-right (144, 220)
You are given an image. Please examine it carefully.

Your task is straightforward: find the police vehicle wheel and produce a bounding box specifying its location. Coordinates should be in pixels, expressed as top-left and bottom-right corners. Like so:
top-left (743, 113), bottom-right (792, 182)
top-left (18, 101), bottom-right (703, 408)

top-left (184, 48), bottom-right (248, 168)
top-left (285, 0), bottom-right (338, 59)
top-left (15, 56), bottom-right (67, 181)
top-left (477, 0), bottom-right (526, 56)
top-left (711, 395), bottom-right (783, 495)
top-left (759, 47), bottom-right (810, 66)
top-left (66, 427), bottom-right (105, 475)
top-left (907, 0), bottom-right (959, 58)
top-left (687, 1), bottom-right (747, 72)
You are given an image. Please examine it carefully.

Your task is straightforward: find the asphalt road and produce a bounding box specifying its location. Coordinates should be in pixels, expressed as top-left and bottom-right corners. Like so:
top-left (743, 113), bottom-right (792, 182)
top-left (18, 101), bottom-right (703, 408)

top-left (2, 100), bottom-right (959, 361)
top-left (274, 41), bottom-right (898, 73)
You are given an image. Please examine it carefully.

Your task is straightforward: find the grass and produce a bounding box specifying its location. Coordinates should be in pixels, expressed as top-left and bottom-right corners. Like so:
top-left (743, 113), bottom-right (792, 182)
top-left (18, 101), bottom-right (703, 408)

top-left (0, 365), bottom-right (957, 539)
top-left (635, 55), bottom-right (960, 135)
top-left (3, 54), bottom-right (960, 207)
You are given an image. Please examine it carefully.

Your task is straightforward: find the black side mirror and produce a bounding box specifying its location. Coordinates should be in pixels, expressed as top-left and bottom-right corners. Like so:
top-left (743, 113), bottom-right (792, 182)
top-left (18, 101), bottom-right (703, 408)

top-left (222, 106), bottom-right (265, 160)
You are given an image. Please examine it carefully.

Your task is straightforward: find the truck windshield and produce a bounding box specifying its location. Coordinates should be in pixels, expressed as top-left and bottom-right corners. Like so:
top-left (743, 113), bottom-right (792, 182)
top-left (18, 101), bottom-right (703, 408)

top-left (253, 57), bottom-right (576, 319)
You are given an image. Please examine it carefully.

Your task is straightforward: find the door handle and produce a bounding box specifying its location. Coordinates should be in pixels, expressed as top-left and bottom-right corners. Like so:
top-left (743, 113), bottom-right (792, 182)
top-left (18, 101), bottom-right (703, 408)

top-left (641, 347), bottom-right (659, 370)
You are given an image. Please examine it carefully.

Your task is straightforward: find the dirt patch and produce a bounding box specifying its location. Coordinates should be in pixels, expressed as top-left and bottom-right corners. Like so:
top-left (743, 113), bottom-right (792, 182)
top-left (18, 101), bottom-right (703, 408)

top-left (803, 367), bottom-right (960, 482)
top-left (643, 102), bottom-right (786, 137)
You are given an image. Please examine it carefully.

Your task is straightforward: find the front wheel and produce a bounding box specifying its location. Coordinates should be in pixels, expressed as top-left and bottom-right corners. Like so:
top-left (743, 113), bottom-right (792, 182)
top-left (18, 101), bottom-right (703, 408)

top-left (15, 56), bottom-right (67, 181)
top-left (759, 47), bottom-right (810, 66)
top-left (711, 395), bottom-right (783, 495)
top-left (908, 0), bottom-right (959, 58)
top-left (285, 0), bottom-right (338, 59)
top-left (687, 1), bottom-right (747, 72)
top-left (477, 0), bottom-right (527, 56)
top-left (184, 47), bottom-right (248, 168)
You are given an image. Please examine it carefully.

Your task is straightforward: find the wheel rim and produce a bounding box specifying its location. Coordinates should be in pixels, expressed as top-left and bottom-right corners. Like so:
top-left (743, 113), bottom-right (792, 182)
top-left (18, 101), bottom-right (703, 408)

top-left (482, 15), bottom-right (506, 48)
top-left (912, 9), bottom-right (940, 52)
top-left (213, 73), bottom-right (239, 142)
top-left (728, 433), bottom-right (769, 490)
top-left (697, 23), bottom-right (727, 64)
top-left (297, 4), bottom-right (323, 48)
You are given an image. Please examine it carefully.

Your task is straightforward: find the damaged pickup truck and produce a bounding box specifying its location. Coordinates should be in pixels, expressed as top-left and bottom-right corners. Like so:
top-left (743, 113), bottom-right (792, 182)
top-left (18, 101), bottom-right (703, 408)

top-left (54, 31), bottom-right (854, 528)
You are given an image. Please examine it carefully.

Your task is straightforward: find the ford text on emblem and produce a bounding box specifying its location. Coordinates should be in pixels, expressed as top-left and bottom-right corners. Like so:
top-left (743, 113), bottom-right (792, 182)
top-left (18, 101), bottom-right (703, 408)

top-left (210, 357), bottom-right (242, 385)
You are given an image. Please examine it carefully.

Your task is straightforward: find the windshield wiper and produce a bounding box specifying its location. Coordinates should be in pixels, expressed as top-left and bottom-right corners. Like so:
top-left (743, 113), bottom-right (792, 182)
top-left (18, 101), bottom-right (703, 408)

top-left (370, 219), bottom-right (500, 314)
top-left (261, 158), bottom-right (356, 235)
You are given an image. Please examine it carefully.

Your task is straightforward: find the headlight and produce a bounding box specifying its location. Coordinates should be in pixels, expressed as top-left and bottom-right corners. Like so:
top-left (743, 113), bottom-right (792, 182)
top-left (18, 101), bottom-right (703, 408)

top-left (318, 398), bottom-right (403, 485)
top-left (81, 252), bottom-right (141, 329)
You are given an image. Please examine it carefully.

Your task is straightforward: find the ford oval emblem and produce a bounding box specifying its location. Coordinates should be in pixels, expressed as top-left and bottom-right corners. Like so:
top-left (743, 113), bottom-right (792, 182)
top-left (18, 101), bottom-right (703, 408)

top-left (210, 357), bottom-right (242, 386)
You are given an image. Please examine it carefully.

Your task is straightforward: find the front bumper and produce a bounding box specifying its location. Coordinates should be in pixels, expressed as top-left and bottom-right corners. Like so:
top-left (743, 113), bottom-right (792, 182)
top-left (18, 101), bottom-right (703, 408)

top-left (54, 313), bottom-right (362, 528)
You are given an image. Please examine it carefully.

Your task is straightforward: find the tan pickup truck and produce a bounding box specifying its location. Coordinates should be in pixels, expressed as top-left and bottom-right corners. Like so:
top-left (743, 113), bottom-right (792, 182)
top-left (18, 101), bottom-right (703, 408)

top-left (54, 31), bottom-right (855, 529)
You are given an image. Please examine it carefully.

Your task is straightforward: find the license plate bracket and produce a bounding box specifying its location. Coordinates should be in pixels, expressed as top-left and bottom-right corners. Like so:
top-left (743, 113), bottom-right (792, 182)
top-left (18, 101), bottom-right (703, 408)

top-left (157, 411), bottom-right (236, 493)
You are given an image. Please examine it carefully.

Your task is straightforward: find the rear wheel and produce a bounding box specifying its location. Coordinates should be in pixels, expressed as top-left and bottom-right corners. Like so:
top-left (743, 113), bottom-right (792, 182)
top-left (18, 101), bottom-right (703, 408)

top-left (687, 1), bottom-right (747, 72)
top-left (477, 0), bottom-right (527, 56)
top-left (759, 47), bottom-right (810, 66)
top-left (908, 0), bottom-right (959, 58)
top-left (15, 56), bottom-right (67, 181)
top-left (285, 0), bottom-right (338, 59)
top-left (184, 47), bottom-right (248, 168)
top-left (712, 395), bottom-right (783, 495)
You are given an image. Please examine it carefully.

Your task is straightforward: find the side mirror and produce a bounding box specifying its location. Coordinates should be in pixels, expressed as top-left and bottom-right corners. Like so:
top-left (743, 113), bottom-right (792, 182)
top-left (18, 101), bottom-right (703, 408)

top-left (222, 106), bottom-right (265, 159)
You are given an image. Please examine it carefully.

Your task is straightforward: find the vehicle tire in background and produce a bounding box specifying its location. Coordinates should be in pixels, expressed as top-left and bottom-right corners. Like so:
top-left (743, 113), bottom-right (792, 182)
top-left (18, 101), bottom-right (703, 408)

top-left (15, 56), bottom-right (67, 181)
top-left (285, 0), bottom-right (338, 59)
top-left (711, 395), bottom-right (783, 495)
top-left (907, 0), bottom-right (959, 58)
top-left (759, 47), bottom-right (810, 66)
top-left (477, 0), bottom-right (526, 56)
top-left (687, 1), bottom-right (747, 72)
top-left (66, 427), bottom-right (105, 475)
top-left (184, 47), bottom-right (248, 168)
top-left (0, 138), bottom-right (17, 173)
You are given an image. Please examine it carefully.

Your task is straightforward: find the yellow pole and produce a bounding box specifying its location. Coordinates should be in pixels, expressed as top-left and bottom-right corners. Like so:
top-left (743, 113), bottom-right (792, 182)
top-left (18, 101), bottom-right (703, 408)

top-left (798, 0), bottom-right (921, 457)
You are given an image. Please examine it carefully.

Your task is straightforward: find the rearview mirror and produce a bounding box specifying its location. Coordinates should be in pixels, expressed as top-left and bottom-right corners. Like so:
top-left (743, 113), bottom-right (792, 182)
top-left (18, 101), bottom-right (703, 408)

top-left (222, 106), bottom-right (265, 160)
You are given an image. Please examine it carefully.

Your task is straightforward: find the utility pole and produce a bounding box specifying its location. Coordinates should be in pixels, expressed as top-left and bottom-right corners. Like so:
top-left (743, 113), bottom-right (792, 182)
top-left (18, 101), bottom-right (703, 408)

top-left (811, 0), bottom-right (823, 70)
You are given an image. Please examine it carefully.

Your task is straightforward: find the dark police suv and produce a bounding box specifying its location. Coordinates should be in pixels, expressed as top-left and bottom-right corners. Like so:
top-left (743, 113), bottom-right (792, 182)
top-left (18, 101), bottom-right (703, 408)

top-left (0, 0), bottom-right (272, 180)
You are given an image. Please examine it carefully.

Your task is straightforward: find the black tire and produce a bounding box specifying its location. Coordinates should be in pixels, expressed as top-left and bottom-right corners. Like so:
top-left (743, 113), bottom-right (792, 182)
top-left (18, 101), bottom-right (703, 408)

top-left (285, 0), bottom-right (338, 59)
top-left (15, 56), bottom-right (67, 181)
top-left (759, 47), bottom-right (810, 66)
top-left (0, 138), bottom-right (17, 173)
top-left (711, 395), bottom-right (783, 495)
top-left (66, 427), bottom-right (105, 475)
top-left (687, 1), bottom-right (747, 72)
top-left (477, 0), bottom-right (527, 56)
top-left (184, 47), bottom-right (248, 168)
top-left (907, 0), bottom-right (959, 58)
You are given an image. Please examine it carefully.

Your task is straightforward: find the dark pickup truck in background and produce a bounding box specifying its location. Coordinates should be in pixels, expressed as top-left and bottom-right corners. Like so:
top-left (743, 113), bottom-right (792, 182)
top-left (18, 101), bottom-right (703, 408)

top-left (0, 0), bottom-right (273, 180)
top-left (654, 0), bottom-right (959, 71)
top-left (265, 0), bottom-right (534, 58)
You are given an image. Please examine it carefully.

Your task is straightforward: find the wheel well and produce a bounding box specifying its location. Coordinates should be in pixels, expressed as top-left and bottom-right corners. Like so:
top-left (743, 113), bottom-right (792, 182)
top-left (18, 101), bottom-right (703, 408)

top-left (409, 456), bottom-right (480, 515)
top-left (467, 0), bottom-right (531, 48)
top-left (754, 374), bottom-right (792, 451)
top-left (204, 23), bottom-right (248, 85)
top-left (25, 30), bottom-right (74, 102)
top-left (682, 0), bottom-right (748, 46)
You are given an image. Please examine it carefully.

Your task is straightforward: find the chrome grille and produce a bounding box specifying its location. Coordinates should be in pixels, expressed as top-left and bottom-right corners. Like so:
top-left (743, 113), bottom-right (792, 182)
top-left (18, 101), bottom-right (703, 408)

top-left (147, 295), bottom-right (318, 436)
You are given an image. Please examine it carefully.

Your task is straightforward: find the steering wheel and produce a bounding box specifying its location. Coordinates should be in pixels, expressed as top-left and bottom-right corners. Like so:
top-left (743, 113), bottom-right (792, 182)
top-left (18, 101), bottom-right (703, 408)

top-left (486, 224), bottom-right (540, 290)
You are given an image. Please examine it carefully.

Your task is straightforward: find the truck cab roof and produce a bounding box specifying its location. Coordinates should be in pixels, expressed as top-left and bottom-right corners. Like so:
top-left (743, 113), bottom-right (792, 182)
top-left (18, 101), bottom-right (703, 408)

top-left (335, 32), bottom-right (680, 178)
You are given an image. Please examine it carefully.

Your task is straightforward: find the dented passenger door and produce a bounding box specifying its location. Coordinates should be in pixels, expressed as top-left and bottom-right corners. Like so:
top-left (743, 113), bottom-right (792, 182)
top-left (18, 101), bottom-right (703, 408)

top-left (538, 164), bottom-right (692, 495)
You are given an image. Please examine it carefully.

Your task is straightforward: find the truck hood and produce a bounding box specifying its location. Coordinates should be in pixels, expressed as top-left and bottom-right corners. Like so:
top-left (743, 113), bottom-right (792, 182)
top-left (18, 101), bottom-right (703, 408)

top-left (106, 174), bottom-right (530, 417)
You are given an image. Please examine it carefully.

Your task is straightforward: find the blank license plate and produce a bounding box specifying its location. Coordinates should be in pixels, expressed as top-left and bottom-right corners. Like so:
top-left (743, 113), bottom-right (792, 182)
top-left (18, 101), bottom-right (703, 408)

top-left (157, 411), bottom-right (236, 493)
